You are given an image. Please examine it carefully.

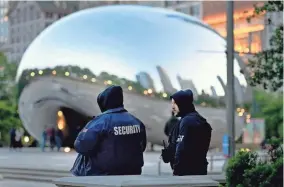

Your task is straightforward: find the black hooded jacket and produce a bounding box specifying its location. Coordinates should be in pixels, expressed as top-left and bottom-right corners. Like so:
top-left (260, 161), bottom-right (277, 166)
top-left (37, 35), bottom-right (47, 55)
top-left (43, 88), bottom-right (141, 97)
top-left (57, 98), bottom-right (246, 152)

top-left (169, 89), bottom-right (212, 176)
top-left (71, 86), bottom-right (147, 176)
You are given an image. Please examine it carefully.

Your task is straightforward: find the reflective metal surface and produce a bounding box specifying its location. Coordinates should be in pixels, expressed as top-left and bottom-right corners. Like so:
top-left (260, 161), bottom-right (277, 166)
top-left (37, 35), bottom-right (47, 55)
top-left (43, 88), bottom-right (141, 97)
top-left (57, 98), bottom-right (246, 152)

top-left (16, 5), bottom-right (247, 147)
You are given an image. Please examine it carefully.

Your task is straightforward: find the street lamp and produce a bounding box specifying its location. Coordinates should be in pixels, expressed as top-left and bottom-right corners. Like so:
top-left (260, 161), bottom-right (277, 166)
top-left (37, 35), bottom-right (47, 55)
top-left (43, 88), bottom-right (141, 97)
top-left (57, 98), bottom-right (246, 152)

top-left (226, 0), bottom-right (236, 157)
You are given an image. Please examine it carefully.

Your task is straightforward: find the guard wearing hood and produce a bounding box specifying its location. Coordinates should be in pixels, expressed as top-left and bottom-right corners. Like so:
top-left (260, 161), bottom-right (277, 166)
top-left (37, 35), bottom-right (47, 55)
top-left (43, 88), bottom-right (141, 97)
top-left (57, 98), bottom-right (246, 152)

top-left (162, 89), bottom-right (212, 176)
top-left (71, 85), bottom-right (147, 176)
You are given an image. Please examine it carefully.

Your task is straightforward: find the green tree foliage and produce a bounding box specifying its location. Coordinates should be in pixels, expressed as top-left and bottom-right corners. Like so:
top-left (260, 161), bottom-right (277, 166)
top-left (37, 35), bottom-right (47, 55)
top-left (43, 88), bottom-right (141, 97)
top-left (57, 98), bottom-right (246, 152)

top-left (224, 137), bottom-right (283, 187)
top-left (247, 1), bottom-right (283, 91)
top-left (253, 90), bottom-right (283, 139)
top-left (0, 53), bottom-right (22, 143)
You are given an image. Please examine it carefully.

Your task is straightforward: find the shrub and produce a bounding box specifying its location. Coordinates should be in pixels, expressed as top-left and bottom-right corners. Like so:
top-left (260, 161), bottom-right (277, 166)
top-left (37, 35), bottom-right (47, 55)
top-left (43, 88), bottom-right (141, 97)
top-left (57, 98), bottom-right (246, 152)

top-left (224, 138), bottom-right (283, 187)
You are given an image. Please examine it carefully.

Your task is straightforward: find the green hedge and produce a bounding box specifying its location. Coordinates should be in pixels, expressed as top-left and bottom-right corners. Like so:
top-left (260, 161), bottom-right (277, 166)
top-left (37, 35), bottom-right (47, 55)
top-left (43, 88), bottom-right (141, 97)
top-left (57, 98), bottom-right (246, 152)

top-left (222, 137), bottom-right (283, 187)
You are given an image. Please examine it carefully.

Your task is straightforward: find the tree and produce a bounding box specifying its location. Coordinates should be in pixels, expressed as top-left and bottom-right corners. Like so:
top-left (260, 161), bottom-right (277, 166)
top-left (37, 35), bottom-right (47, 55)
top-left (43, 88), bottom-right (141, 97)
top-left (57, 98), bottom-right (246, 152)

top-left (0, 52), bottom-right (21, 144)
top-left (247, 1), bottom-right (283, 91)
top-left (253, 90), bottom-right (283, 139)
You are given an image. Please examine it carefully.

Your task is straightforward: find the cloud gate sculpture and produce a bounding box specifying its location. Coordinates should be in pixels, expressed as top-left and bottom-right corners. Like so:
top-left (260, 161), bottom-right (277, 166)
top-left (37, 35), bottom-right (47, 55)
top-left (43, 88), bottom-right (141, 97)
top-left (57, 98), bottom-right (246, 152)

top-left (16, 5), bottom-right (247, 148)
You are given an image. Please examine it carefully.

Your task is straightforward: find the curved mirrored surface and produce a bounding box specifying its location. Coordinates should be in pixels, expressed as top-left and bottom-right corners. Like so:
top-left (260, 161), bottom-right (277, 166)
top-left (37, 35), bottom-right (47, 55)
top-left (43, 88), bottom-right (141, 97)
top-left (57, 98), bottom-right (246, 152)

top-left (17, 5), bottom-right (246, 95)
top-left (17, 5), bottom-right (247, 148)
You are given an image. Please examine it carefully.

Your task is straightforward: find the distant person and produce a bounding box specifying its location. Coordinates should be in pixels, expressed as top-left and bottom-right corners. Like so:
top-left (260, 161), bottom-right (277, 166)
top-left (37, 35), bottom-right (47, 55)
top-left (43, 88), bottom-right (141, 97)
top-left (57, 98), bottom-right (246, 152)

top-left (9, 127), bottom-right (16, 150)
top-left (14, 128), bottom-right (24, 151)
top-left (41, 126), bottom-right (47, 152)
top-left (55, 127), bottom-right (63, 152)
top-left (161, 89), bottom-right (212, 176)
top-left (49, 127), bottom-right (56, 151)
top-left (71, 85), bottom-right (147, 176)
top-left (164, 112), bottom-right (179, 137)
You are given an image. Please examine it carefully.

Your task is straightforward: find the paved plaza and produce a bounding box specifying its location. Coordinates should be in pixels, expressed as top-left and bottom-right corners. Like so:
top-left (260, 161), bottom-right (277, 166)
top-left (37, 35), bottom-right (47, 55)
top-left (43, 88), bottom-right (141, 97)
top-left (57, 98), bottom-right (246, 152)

top-left (0, 148), bottom-right (225, 187)
top-left (0, 180), bottom-right (55, 187)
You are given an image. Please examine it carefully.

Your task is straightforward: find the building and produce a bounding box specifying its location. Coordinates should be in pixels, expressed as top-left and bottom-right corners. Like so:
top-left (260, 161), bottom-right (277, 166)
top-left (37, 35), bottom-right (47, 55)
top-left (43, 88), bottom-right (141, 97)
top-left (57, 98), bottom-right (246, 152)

top-left (165, 1), bottom-right (202, 19)
top-left (177, 75), bottom-right (198, 100)
top-left (4, 1), bottom-right (81, 63)
top-left (165, 1), bottom-right (282, 80)
top-left (156, 65), bottom-right (176, 94)
top-left (0, 0), bottom-right (8, 47)
top-left (136, 71), bottom-right (155, 91)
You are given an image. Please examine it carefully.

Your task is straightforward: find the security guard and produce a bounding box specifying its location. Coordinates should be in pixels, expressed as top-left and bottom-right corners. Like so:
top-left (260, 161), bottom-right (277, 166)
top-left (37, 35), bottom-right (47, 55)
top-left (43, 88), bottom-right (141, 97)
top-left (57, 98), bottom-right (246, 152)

top-left (161, 89), bottom-right (212, 176)
top-left (71, 85), bottom-right (147, 176)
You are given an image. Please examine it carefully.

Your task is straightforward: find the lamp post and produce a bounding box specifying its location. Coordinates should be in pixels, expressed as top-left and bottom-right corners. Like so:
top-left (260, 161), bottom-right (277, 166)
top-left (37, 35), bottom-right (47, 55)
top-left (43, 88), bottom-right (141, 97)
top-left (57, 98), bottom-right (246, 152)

top-left (226, 0), bottom-right (235, 158)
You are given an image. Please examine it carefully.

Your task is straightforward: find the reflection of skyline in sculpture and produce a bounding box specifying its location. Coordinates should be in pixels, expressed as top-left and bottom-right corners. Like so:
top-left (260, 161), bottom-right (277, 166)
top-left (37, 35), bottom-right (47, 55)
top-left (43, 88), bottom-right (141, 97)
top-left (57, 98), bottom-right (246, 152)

top-left (210, 86), bottom-right (218, 98)
top-left (136, 72), bottom-right (155, 91)
top-left (156, 66), bottom-right (176, 94)
top-left (234, 76), bottom-right (244, 105)
top-left (177, 75), bottom-right (198, 100)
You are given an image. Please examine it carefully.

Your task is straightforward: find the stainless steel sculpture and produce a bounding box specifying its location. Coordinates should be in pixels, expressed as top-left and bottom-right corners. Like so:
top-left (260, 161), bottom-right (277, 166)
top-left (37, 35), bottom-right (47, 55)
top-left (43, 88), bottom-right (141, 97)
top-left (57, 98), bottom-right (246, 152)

top-left (16, 5), bottom-right (247, 148)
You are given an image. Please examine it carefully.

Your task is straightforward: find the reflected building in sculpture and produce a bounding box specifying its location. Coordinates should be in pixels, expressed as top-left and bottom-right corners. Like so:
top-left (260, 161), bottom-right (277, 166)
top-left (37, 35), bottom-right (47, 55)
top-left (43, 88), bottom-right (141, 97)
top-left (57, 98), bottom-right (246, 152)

top-left (16, 5), bottom-right (247, 148)
top-left (210, 86), bottom-right (218, 98)
top-left (177, 75), bottom-right (198, 100)
top-left (136, 72), bottom-right (155, 91)
top-left (234, 76), bottom-right (245, 105)
top-left (156, 66), bottom-right (176, 94)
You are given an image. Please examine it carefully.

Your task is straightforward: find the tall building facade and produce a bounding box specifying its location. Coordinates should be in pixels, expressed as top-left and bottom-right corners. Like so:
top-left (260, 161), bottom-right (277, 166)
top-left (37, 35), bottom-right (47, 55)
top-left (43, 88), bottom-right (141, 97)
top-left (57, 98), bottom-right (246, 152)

top-left (0, 0), bottom-right (8, 47)
top-left (136, 72), bottom-right (155, 91)
top-left (4, 1), bottom-right (81, 63)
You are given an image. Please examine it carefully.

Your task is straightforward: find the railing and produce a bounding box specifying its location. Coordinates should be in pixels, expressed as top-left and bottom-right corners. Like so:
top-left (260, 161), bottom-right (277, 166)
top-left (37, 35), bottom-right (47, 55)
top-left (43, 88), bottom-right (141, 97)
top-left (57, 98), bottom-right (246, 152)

top-left (157, 151), bottom-right (269, 176)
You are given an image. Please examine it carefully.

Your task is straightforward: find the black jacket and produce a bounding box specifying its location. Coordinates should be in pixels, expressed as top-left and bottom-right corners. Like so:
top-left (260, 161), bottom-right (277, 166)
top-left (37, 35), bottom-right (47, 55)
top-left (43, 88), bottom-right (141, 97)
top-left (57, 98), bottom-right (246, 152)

top-left (71, 85), bottom-right (147, 176)
top-left (164, 116), bottom-right (179, 137)
top-left (169, 89), bottom-right (212, 176)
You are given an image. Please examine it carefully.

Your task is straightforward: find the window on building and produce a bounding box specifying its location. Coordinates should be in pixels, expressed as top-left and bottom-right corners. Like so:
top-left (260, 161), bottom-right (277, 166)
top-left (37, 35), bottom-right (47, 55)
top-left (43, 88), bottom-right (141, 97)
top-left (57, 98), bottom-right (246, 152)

top-left (16, 9), bottom-right (20, 23)
top-left (190, 4), bottom-right (200, 18)
top-left (179, 7), bottom-right (190, 15)
top-left (37, 12), bottom-right (41, 19)
top-left (30, 6), bottom-right (34, 20)
top-left (176, 1), bottom-right (185, 4)
top-left (23, 7), bottom-right (27, 22)
top-left (45, 12), bottom-right (53, 19)
top-left (165, 1), bottom-right (177, 7)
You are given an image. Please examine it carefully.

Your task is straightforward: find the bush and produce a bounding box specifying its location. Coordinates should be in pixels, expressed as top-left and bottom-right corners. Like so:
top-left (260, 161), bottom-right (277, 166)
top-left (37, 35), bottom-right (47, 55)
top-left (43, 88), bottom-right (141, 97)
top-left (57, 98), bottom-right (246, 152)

top-left (224, 138), bottom-right (283, 187)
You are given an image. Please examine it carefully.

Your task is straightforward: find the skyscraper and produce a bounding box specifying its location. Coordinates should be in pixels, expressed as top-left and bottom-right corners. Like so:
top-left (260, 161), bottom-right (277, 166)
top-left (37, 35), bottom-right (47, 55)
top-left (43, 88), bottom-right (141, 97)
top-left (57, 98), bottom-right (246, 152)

top-left (156, 66), bottom-right (176, 94)
top-left (136, 71), bottom-right (155, 91)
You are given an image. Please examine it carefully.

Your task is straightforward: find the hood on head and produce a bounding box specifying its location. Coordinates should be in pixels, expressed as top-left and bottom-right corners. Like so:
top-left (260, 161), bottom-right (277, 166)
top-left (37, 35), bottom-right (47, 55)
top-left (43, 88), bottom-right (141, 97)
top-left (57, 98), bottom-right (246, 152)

top-left (97, 85), bottom-right (124, 112)
top-left (170, 89), bottom-right (195, 117)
